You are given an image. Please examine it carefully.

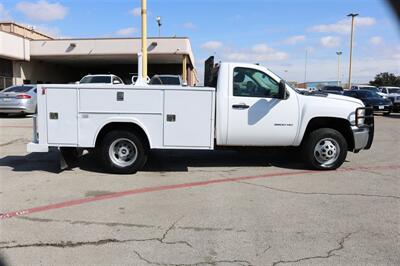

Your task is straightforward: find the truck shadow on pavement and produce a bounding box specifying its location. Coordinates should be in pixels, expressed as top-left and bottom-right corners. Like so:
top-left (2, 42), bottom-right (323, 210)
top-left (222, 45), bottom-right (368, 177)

top-left (81, 148), bottom-right (309, 173)
top-left (0, 148), bottom-right (308, 174)
top-left (0, 148), bottom-right (61, 173)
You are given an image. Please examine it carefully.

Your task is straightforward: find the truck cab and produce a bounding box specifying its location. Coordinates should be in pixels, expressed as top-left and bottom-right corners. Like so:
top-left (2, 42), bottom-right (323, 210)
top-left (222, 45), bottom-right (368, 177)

top-left (208, 58), bottom-right (373, 154)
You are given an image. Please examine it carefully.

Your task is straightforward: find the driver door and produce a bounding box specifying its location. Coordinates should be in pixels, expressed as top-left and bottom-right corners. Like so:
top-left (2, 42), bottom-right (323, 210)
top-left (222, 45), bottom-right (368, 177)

top-left (227, 66), bottom-right (299, 146)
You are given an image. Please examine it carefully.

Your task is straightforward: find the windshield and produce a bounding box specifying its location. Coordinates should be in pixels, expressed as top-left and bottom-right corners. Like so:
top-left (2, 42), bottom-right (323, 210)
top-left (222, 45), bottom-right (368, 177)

top-left (80, 76), bottom-right (112, 84)
top-left (323, 86), bottom-right (343, 91)
top-left (358, 90), bottom-right (380, 98)
top-left (388, 88), bottom-right (400, 94)
top-left (2, 86), bottom-right (34, 93)
top-left (360, 86), bottom-right (379, 92)
top-left (266, 68), bottom-right (298, 92)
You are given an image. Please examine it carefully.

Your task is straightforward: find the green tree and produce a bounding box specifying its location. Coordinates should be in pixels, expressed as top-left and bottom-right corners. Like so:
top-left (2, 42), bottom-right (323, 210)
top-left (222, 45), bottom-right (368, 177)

top-left (369, 72), bottom-right (400, 87)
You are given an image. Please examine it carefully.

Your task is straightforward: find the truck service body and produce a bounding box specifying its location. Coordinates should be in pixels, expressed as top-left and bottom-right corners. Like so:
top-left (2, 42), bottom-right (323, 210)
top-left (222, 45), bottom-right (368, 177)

top-left (27, 59), bottom-right (374, 173)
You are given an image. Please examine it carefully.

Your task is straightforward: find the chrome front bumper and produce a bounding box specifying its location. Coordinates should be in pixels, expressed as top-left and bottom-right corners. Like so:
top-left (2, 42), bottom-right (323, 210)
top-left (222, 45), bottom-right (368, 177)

top-left (353, 127), bottom-right (371, 152)
top-left (353, 107), bottom-right (374, 152)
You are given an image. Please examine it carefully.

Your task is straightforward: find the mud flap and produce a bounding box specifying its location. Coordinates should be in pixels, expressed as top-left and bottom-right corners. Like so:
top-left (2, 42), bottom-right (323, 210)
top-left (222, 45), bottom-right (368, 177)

top-left (59, 147), bottom-right (81, 171)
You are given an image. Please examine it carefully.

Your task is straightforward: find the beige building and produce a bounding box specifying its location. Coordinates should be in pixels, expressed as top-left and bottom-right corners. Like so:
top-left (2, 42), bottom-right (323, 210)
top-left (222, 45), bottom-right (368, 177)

top-left (0, 22), bottom-right (198, 90)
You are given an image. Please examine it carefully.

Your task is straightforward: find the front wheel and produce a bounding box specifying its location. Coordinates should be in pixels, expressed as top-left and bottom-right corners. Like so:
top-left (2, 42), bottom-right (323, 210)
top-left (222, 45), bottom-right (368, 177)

top-left (302, 128), bottom-right (348, 170)
top-left (98, 130), bottom-right (148, 174)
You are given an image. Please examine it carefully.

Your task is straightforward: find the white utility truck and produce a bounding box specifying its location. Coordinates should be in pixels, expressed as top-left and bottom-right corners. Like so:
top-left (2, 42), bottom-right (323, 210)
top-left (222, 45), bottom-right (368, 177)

top-left (27, 57), bottom-right (374, 173)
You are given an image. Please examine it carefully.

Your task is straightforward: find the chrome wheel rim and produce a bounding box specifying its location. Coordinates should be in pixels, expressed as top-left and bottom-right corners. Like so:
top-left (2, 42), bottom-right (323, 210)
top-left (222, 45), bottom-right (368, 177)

top-left (109, 138), bottom-right (138, 167)
top-left (313, 138), bottom-right (340, 167)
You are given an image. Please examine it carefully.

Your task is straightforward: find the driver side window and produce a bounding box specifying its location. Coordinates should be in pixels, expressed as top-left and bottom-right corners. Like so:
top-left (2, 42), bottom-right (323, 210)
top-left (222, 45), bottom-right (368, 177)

top-left (233, 67), bottom-right (279, 98)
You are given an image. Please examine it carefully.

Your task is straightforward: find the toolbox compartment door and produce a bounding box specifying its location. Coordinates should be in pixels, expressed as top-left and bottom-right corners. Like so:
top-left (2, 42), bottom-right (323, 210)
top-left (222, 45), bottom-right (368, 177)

top-left (46, 88), bottom-right (78, 145)
top-left (163, 90), bottom-right (214, 148)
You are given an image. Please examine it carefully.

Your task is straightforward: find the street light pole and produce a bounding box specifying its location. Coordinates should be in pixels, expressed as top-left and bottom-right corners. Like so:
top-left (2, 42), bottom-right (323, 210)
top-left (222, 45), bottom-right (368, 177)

top-left (347, 13), bottom-right (358, 89)
top-left (141, 0), bottom-right (148, 80)
top-left (336, 51), bottom-right (342, 86)
top-left (304, 48), bottom-right (308, 84)
top-left (156, 16), bottom-right (162, 37)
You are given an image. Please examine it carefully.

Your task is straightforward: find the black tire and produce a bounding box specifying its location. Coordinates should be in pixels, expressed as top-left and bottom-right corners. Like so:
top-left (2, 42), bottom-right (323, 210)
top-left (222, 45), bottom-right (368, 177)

top-left (302, 128), bottom-right (348, 170)
top-left (98, 130), bottom-right (148, 174)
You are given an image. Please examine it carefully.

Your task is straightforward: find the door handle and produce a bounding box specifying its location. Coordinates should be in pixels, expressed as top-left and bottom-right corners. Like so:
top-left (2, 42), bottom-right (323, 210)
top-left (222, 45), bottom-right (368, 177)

top-left (232, 104), bottom-right (250, 110)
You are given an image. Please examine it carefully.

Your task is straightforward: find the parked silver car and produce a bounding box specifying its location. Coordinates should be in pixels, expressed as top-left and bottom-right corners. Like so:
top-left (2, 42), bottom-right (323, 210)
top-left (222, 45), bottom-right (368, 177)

top-left (0, 85), bottom-right (37, 115)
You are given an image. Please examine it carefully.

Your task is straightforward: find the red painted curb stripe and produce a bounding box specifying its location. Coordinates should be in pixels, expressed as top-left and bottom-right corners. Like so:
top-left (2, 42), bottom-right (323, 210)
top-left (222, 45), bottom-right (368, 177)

top-left (1, 165), bottom-right (399, 220)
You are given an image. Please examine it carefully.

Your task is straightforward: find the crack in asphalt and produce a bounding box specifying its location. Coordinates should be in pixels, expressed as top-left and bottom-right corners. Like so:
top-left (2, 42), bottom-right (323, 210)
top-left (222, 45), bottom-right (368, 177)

top-left (0, 239), bottom-right (133, 249)
top-left (17, 216), bottom-right (159, 229)
top-left (256, 245), bottom-right (271, 257)
top-left (271, 233), bottom-right (353, 266)
top-left (0, 217), bottom-right (193, 250)
top-left (16, 216), bottom-right (246, 233)
top-left (239, 182), bottom-right (400, 200)
top-left (159, 216), bottom-right (193, 248)
top-left (133, 250), bottom-right (252, 266)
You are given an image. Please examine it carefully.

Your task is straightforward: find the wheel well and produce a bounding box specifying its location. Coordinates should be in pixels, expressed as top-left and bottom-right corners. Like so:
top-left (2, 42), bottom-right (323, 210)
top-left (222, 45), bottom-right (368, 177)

top-left (303, 117), bottom-right (354, 151)
top-left (95, 122), bottom-right (150, 149)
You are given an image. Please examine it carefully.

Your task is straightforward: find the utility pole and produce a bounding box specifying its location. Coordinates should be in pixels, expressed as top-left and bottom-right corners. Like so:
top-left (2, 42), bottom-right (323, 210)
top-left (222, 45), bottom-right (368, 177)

top-left (347, 13), bottom-right (358, 89)
top-left (336, 51), bottom-right (342, 86)
top-left (141, 0), bottom-right (148, 80)
top-left (156, 16), bottom-right (162, 37)
top-left (304, 48), bottom-right (308, 85)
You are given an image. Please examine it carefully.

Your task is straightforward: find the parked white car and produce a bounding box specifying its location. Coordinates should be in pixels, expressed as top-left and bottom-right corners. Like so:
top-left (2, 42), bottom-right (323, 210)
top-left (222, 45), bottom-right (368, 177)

top-left (379, 86), bottom-right (400, 112)
top-left (379, 86), bottom-right (400, 96)
top-left (28, 57), bottom-right (374, 173)
top-left (351, 85), bottom-right (386, 98)
top-left (79, 74), bottom-right (124, 85)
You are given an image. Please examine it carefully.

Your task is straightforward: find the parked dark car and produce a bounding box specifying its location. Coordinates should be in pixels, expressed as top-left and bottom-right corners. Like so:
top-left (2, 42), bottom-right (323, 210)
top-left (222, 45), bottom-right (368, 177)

top-left (320, 86), bottom-right (344, 95)
top-left (149, 75), bottom-right (183, 85)
top-left (344, 90), bottom-right (393, 115)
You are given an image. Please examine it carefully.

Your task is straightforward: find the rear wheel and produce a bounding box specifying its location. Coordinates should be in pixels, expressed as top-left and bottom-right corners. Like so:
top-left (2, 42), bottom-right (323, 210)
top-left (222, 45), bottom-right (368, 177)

top-left (302, 128), bottom-right (348, 170)
top-left (98, 130), bottom-right (148, 174)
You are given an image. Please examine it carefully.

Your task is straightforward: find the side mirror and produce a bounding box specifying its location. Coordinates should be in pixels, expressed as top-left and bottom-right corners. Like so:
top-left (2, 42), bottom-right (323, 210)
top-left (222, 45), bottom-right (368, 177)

top-left (278, 80), bottom-right (287, 99)
top-left (113, 80), bottom-right (122, 85)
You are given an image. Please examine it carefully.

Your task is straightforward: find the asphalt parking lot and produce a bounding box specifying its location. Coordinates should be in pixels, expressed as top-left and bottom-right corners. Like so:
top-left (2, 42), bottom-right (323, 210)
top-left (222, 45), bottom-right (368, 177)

top-left (0, 114), bottom-right (399, 266)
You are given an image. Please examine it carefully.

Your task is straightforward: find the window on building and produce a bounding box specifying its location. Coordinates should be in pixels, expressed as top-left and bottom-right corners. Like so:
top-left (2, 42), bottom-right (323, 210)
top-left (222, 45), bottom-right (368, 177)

top-left (0, 58), bottom-right (13, 77)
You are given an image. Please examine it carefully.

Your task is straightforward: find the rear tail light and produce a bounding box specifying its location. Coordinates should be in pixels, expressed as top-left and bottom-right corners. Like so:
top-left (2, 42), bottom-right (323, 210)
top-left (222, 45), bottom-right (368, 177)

top-left (16, 94), bottom-right (32, 99)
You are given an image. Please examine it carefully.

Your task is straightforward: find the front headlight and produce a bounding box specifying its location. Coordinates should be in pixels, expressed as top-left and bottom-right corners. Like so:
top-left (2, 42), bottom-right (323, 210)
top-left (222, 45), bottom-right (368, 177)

top-left (356, 108), bottom-right (365, 126)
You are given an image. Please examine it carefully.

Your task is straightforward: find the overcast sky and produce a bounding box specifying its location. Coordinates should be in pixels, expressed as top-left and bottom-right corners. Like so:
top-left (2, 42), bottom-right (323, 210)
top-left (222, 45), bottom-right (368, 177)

top-left (1, 0), bottom-right (399, 83)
